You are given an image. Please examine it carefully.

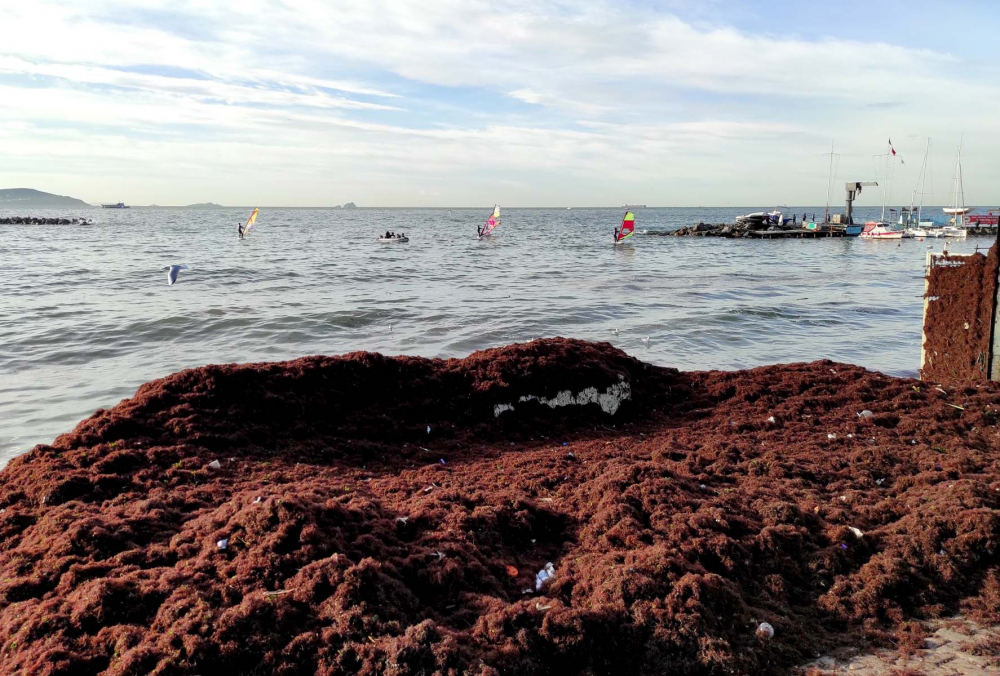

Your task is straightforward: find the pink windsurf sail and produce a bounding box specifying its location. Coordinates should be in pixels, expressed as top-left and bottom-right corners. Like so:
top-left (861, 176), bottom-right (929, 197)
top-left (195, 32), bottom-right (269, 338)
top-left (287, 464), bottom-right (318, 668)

top-left (479, 205), bottom-right (500, 238)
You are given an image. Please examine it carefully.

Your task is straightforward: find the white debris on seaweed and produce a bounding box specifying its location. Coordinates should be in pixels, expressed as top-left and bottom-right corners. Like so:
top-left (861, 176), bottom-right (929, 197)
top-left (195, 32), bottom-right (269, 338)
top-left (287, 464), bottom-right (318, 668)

top-left (493, 376), bottom-right (631, 418)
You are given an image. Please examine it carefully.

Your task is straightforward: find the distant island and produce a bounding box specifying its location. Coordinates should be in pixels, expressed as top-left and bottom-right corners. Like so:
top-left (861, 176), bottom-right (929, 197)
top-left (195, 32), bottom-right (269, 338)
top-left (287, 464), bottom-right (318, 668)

top-left (341, 202), bottom-right (358, 209)
top-left (184, 202), bottom-right (225, 208)
top-left (0, 188), bottom-right (91, 208)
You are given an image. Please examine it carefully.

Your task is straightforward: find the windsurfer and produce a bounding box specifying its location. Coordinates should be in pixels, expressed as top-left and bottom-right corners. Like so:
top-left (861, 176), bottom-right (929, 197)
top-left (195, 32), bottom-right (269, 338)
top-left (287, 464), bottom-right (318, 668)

top-left (238, 223), bottom-right (244, 239)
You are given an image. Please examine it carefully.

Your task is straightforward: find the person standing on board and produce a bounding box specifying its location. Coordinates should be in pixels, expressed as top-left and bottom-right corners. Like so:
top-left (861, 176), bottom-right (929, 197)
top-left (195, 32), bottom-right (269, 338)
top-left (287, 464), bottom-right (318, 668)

top-left (238, 222), bottom-right (244, 239)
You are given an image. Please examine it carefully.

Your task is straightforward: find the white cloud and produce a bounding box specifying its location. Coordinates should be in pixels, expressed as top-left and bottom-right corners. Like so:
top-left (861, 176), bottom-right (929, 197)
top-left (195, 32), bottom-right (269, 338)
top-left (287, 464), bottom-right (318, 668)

top-left (0, 1), bottom-right (996, 206)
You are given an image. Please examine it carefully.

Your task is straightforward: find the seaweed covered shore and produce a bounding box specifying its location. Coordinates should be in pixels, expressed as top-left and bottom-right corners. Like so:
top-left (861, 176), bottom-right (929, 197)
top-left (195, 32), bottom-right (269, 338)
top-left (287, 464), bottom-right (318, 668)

top-left (2, 339), bottom-right (999, 676)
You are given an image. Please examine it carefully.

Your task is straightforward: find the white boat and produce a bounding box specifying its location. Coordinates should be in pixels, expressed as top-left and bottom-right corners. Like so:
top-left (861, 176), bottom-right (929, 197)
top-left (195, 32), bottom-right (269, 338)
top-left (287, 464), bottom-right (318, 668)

top-left (860, 221), bottom-right (904, 239)
top-left (376, 235), bottom-right (409, 243)
top-left (905, 227), bottom-right (929, 238)
top-left (861, 140), bottom-right (904, 240)
top-left (940, 226), bottom-right (967, 239)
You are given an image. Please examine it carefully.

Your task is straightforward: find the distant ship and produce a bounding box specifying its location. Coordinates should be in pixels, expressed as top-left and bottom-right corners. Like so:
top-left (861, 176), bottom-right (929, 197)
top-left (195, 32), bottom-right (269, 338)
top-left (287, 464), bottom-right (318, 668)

top-left (622, 203), bottom-right (646, 208)
top-left (101, 202), bottom-right (129, 209)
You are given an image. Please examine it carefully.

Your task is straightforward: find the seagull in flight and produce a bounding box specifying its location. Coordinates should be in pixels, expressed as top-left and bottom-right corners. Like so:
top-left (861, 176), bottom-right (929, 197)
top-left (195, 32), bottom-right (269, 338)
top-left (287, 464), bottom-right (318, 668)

top-left (164, 264), bottom-right (190, 285)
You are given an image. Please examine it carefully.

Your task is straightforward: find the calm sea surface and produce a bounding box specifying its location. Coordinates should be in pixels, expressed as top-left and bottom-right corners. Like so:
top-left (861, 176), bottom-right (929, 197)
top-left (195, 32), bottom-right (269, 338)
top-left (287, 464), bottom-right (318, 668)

top-left (0, 206), bottom-right (990, 465)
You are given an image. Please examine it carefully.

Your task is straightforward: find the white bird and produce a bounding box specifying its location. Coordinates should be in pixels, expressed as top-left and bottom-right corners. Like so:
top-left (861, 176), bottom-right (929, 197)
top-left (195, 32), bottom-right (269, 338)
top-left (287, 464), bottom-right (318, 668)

top-left (164, 264), bottom-right (189, 285)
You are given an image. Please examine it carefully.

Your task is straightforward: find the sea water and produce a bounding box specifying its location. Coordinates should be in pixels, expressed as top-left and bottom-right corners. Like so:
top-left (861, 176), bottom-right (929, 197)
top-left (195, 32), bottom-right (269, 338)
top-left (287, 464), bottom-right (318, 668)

top-left (0, 206), bottom-right (988, 464)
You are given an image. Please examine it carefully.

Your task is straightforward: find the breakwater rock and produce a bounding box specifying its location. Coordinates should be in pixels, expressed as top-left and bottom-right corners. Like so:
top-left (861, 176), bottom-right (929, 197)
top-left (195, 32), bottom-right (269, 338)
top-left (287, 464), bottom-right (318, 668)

top-left (0, 216), bottom-right (93, 225)
top-left (2, 338), bottom-right (1000, 675)
top-left (668, 222), bottom-right (801, 237)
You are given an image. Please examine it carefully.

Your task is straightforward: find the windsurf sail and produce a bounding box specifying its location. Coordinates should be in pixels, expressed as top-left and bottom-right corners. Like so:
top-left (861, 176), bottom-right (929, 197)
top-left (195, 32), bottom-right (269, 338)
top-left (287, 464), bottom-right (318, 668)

top-left (243, 208), bottom-right (259, 236)
top-left (615, 211), bottom-right (635, 243)
top-left (479, 205), bottom-right (500, 238)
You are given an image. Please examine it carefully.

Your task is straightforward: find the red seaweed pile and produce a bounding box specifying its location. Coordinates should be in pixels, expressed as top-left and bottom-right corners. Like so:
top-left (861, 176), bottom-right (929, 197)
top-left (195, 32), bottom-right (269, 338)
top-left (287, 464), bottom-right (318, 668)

top-left (2, 338), bottom-right (1000, 676)
top-left (922, 244), bottom-right (998, 382)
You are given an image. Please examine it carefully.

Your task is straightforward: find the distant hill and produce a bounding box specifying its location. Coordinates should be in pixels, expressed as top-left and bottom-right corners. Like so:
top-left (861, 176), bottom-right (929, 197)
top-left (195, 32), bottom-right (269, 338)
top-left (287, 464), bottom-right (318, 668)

top-left (184, 202), bottom-right (225, 208)
top-left (0, 188), bottom-right (91, 208)
top-left (342, 202), bottom-right (358, 209)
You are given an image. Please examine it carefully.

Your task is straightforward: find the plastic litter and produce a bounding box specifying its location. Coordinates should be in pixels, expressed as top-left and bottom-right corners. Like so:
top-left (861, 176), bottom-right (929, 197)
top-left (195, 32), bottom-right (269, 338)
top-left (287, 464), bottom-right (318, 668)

top-left (849, 527), bottom-right (864, 539)
top-left (395, 516), bottom-right (409, 525)
top-left (440, 459), bottom-right (446, 465)
top-left (426, 426), bottom-right (431, 434)
top-left (535, 562), bottom-right (555, 591)
top-left (434, 551), bottom-right (445, 561)
top-left (216, 538), bottom-right (228, 551)
top-left (839, 543), bottom-right (848, 549)
top-left (858, 410), bottom-right (874, 419)
top-left (827, 433), bottom-right (837, 440)
top-left (876, 478), bottom-right (885, 486)
top-left (536, 603), bottom-right (552, 611)
top-left (253, 496), bottom-right (263, 504)
top-left (566, 451), bottom-right (576, 460)
top-left (505, 565), bottom-right (518, 577)
top-left (767, 416), bottom-right (775, 424)
top-left (756, 622), bottom-right (774, 639)
top-left (207, 460), bottom-right (222, 470)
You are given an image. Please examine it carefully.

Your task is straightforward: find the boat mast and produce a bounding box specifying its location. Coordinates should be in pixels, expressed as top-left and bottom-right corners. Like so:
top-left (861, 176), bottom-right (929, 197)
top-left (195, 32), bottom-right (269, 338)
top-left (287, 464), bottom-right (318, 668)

top-left (957, 138), bottom-right (965, 226)
top-left (823, 141), bottom-right (837, 224)
top-left (916, 138), bottom-right (930, 224)
top-left (881, 142), bottom-right (890, 222)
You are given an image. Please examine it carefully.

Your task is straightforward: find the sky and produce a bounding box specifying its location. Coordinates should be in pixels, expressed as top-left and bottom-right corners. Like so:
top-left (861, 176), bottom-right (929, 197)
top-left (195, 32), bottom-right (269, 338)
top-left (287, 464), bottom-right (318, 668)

top-left (0, 0), bottom-right (998, 207)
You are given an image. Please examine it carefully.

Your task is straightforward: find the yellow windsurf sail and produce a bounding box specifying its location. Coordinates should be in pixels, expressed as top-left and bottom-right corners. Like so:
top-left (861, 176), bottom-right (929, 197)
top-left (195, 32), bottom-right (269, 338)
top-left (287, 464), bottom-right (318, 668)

top-left (243, 208), bottom-right (259, 236)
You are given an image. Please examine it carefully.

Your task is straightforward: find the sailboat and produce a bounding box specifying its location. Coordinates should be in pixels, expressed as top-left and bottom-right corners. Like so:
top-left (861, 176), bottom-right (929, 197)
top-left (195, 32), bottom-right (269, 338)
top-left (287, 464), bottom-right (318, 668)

top-left (478, 205), bottom-right (500, 239)
top-left (242, 208), bottom-right (259, 237)
top-left (861, 141), bottom-right (904, 240)
top-left (614, 211), bottom-right (635, 244)
top-left (904, 139), bottom-right (932, 238)
top-left (943, 138), bottom-right (972, 228)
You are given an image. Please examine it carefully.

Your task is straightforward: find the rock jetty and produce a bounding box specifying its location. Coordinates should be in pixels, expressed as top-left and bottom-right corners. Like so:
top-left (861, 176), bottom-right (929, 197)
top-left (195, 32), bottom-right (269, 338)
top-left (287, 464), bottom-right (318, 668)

top-left (665, 222), bottom-right (807, 237)
top-left (663, 222), bottom-right (999, 238)
top-left (0, 216), bottom-right (92, 225)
